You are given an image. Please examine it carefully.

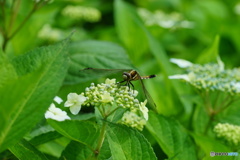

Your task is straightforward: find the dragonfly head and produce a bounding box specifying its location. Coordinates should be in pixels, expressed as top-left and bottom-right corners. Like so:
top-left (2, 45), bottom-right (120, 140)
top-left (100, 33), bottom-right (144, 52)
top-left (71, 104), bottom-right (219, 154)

top-left (122, 72), bottom-right (131, 81)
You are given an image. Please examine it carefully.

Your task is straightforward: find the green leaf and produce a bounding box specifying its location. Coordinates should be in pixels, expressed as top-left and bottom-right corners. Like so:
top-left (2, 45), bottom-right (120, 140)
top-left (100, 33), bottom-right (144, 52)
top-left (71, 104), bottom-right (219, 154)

top-left (8, 139), bottom-right (48, 160)
top-left (0, 53), bottom-right (18, 87)
top-left (65, 40), bottom-right (134, 84)
top-left (60, 141), bottom-right (93, 160)
top-left (191, 133), bottom-right (232, 160)
top-left (106, 123), bottom-right (157, 160)
top-left (29, 131), bottom-right (62, 146)
top-left (114, 0), bottom-right (148, 62)
top-left (196, 35), bottom-right (220, 64)
top-left (0, 39), bottom-right (69, 152)
top-left (48, 120), bottom-right (100, 147)
top-left (146, 112), bottom-right (197, 160)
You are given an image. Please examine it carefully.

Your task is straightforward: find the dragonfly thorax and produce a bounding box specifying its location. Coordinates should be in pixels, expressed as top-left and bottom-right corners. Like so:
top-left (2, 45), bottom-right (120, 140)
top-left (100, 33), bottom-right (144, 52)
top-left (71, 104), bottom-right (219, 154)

top-left (122, 70), bottom-right (139, 81)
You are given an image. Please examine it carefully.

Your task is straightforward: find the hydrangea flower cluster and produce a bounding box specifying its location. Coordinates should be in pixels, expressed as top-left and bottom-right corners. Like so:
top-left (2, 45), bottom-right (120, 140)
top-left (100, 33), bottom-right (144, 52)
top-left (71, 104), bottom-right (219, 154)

top-left (138, 8), bottom-right (194, 29)
top-left (169, 58), bottom-right (240, 95)
top-left (62, 5), bottom-right (101, 22)
top-left (214, 123), bottom-right (240, 145)
top-left (64, 79), bottom-right (149, 130)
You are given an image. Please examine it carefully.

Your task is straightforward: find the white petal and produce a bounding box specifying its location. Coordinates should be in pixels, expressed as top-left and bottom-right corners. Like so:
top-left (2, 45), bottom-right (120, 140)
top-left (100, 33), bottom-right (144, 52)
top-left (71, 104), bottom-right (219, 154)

top-left (231, 82), bottom-right (240, 93)
top-left (70, 105), bottom-right (81, 115)
top-left (67, 93), bottom-right (78, 100)
top-left (78, 95), bottom-right (87, 103)
top-left (45, 111), bottom-right (54, 119)
top-left (48, 103), bottom-right (56, 111)
top-left (169, 74), bottom-right (190, 81)
top-left (45, 105), bottom-right (70, 121)
top-left (217, 56), bottom-right (224, 71)
top-left (64, 101), bottom-right (74, 107)
top-left (170, 58), bottom-right (193, 68)
top-left (54, 96), bottom-right (63, 104)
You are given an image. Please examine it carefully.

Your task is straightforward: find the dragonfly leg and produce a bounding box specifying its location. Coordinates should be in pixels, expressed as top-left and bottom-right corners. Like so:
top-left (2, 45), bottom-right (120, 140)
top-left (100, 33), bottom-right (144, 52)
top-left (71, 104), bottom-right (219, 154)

top-left (128, 81), bottom-right (135, 94)
top-left (117, 80), bottom-right (126, 84)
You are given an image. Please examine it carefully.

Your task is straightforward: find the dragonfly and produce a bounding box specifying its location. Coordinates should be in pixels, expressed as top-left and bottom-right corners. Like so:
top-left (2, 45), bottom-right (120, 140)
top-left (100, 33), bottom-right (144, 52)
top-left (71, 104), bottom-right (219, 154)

top-left (79, 68), bottom-right (157, 109)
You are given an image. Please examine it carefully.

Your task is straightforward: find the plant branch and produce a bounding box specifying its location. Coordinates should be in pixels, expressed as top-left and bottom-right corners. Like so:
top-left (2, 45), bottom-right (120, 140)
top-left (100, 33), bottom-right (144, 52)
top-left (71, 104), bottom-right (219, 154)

top-left (215, 96), bottom-right (239, 114)
top-left (105, 106), bottom-right (121, 119)
top-left (94, 121), bottom-right (107, 157)
top-left (8, 2), bottom-right (38, 39)
top-left (0, 0), bottom-right (6, 32)
top-left (212, 91), bottom-right (220, 109)
top-left (204, 113), bottom-right (214, 135)
top-left (7, 0), bottom-right (21, 36)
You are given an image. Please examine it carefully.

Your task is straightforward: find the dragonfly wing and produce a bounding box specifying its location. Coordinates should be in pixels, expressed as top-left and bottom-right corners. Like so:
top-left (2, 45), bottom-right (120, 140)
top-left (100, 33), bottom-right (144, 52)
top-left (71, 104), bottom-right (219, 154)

top-left (136, 73), bottom-right (157, 111)
top-left (79, 68), bottom-right (132, 82)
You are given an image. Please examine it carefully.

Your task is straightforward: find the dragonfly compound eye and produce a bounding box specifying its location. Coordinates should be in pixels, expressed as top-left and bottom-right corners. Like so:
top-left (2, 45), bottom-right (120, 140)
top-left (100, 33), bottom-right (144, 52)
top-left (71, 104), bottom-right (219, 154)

top-left (122, 72), bottom-right (130, 81)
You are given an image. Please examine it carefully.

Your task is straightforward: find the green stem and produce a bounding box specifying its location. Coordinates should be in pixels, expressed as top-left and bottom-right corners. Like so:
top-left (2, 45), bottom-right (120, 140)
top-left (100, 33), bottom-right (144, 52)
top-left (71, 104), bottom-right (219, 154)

top-left (8, 2), bottom-right (38, 40)
top-left (105, 106), bottom-right (121, 118)
top-left (212, 91), bottom-right (220, 109)
top-left (7, 0), bottom-right (21, 35)
top-left (94, 121), bottom-right (107, 157)
top-left (215, 96), bottom-right (238, 114)
top-left (0, 0), bottom-right (6, 31)
top-left (204, 113), bottom-right (214, 135)
top-left (2, 1), bottom-right (43, 51)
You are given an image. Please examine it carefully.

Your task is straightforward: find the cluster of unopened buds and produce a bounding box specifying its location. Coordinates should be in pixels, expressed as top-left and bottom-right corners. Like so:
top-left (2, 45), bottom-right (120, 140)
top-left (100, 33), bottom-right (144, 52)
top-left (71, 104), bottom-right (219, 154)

top-left (169, 57), bottom-right (240, 95)
top-left (45, 79), bottom-right (149, 130)
top-left (214, 123), bottom-right (240, 146)
top-left (62, 5), bottom-right (101, 22)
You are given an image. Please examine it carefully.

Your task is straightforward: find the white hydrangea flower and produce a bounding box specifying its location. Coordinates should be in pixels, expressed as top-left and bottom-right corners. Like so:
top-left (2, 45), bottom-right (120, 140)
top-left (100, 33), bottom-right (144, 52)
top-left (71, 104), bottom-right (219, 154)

top-left (231, 81), bottom-right (240, 93)
top-left (64, 93), bottom-right (87, 115)
top-left (45, 104), bottom-right (70, 121)
top-left (54, 96), bottom-right (63, 104)
top-left (105, 78), bottom-right (116, 85)
top-left (169, 74), bottom-right (190, 81)
top-left (139, 100), bottom-right (149, 120)
top-left (170, 58), bottom-right (193, 68)
top-left (101, 92), bottom-right (114, 103)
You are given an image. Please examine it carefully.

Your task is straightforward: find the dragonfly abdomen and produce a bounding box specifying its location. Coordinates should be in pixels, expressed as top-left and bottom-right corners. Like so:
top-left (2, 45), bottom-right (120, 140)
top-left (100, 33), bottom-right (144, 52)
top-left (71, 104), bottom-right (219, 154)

top-left (141, 75), bottom-right (156, 79)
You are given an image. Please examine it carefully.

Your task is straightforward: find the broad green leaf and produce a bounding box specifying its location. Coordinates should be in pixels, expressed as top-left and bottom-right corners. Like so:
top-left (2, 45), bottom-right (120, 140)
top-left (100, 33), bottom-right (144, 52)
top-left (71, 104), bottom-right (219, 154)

top-left (8, 139), bottom-right (48, 160)
top-left (65, 40), bottom-right (134, 84)
top-left (146, 112), bottom-right (197, 160)
top-left (48, 120), bottom-right (100, 147)
top-left (60, 141), bottom-right (93, 160)
top-left (114, 0), bottom-right (148, 62)
top-left (37, 136), bottom-right (69, 158)
top-left (98, 137), bottom-right (111, 160)
top-left (0, 39), bottom-right (69, 152)
top-left (29, 131), bottom-right (62, 146)
top-left (0, 53), bottom-right (18, 88)
top-left (191, 133), bottom-right (232, 160)
top-left (196, 35), bottom-right (220, 64)
top-left (106, 123), bottom-right (157, 160)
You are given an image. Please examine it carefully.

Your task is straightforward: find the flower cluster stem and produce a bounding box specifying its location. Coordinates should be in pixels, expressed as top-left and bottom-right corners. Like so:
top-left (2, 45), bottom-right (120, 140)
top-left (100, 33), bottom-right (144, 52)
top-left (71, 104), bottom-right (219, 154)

top-left (94, 120), bottom-right (107, 157)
